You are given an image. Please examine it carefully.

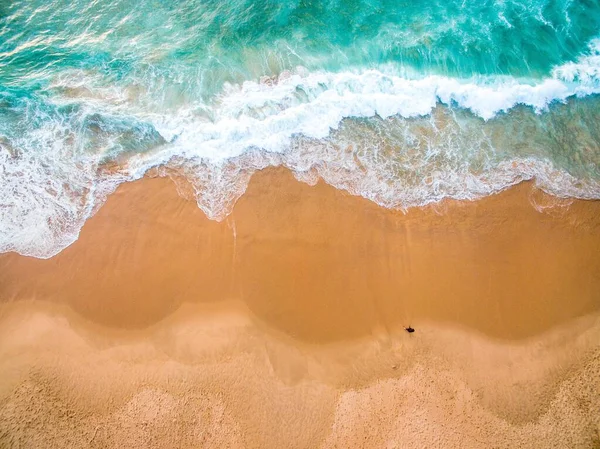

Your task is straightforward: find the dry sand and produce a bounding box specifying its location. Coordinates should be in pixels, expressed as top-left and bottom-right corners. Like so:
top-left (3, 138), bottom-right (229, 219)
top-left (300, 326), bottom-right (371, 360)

top-left (0, 167), bottom-right (599, 448)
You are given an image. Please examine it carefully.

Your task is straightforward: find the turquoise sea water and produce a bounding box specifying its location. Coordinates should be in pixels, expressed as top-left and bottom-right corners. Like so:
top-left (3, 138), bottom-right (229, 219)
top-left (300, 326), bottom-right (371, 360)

top-left (1, 0), bottom-right (600, 257)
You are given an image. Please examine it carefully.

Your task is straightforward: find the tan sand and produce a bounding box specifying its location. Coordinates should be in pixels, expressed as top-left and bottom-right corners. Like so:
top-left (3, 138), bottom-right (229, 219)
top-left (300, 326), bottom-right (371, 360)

top-left (2, 168), bottom-right (600, 341)
top-left (0, 167), bottom-right (599, 448)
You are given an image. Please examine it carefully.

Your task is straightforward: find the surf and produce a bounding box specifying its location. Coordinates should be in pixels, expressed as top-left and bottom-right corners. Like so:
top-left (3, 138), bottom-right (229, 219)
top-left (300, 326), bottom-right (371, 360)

top-left (1, 0), bottom-right (600, 258)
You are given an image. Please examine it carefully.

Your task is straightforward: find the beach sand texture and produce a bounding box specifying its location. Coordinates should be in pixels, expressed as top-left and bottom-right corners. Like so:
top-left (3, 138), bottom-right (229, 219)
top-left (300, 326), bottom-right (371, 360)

top-left (1, 167), bottom-right (599, 448)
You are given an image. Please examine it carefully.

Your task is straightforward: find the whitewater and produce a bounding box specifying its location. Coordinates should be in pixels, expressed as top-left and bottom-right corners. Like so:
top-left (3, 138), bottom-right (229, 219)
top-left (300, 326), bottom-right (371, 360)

top-left (1, 0), bottom-right (600, 257)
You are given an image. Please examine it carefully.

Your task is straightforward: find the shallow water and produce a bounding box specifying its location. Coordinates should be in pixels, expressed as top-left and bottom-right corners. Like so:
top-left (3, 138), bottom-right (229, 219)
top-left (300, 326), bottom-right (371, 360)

top-left (1, 0), bottom-right (600, 257)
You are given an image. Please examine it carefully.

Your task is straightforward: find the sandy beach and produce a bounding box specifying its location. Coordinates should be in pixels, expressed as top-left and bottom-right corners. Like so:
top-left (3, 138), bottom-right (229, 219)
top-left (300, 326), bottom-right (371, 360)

top-left (1, 167), bottom-right (599, 448)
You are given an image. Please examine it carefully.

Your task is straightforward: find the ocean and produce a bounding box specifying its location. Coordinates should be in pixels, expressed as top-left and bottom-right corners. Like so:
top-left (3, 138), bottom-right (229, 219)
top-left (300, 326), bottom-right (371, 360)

top-left (1, 0), bottom-right (600, 258)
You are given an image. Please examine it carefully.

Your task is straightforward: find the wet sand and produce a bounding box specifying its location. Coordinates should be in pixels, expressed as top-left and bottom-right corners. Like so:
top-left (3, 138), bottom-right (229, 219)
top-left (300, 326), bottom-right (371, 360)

top-left (1, 167), bottom-right (600, 448)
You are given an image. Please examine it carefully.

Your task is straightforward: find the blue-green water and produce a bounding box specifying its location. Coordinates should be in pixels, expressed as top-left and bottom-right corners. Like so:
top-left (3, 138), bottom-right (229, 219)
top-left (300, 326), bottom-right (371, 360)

top-left (1, 0), bottom-right (600, 257)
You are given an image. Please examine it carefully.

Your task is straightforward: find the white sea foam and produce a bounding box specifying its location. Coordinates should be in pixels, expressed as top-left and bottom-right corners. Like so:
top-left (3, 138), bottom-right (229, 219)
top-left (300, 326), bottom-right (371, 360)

top-left (157, 143), bottom-right (600, 224)
top-left (124, 39), bottom-right (600, 173)
top-left (0, 116), bottom-right (127, 258)
top-left (2, 39), bottom-right (600, 258)
top-left (1, 125), bottom-right (95, 258)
